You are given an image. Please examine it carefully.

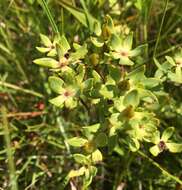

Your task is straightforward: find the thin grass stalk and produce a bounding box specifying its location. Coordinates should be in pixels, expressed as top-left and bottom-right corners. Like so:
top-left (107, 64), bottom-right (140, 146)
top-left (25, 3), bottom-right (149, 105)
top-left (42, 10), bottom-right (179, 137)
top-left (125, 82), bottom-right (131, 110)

top-left (1, 107), bottom-right (18, 190)
top-left (153, 0), bottom-right (169, 57)
top-left (39, 0), bottom-right (59, 35)
top-left (0, 81), bottom-right (43, 98)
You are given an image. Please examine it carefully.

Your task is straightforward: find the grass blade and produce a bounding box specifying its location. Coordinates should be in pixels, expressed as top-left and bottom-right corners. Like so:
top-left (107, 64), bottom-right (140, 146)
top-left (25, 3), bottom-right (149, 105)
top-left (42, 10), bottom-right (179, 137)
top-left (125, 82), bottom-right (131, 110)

top-left (39, 0), bottom-right (59, 34)
top-left (1, 107), bottom-right (18, 190)
top-left (153, 0), bottom-right (169, 57)
top-left (58, 0), bottom-right (88, 27)
top-left (0, 81), bottom-right (43, 98)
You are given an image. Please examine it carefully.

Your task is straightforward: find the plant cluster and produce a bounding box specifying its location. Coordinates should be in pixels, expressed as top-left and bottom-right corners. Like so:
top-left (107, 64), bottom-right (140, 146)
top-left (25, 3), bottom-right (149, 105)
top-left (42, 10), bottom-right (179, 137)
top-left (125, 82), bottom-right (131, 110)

top-left (1, 0), bottom-right (182, 189)
top-left (34, 14), bottom-right (182, 188)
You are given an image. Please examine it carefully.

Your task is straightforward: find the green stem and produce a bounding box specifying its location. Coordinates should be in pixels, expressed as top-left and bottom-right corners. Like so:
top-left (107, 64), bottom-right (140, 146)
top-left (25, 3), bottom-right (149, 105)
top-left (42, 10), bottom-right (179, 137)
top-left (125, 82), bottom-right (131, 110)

top-left (153, 0), bottom-right (169, 57)
top-left (138, 150), bottom-right (182, 185)
top-left (1, 107), bottom-right (18, 190)
top-left (143, 23), bottom-right (148, 59)
top-left (0, 81), bottom-right (43, 98)
top-left (40, 0), bottom-right (59, 34)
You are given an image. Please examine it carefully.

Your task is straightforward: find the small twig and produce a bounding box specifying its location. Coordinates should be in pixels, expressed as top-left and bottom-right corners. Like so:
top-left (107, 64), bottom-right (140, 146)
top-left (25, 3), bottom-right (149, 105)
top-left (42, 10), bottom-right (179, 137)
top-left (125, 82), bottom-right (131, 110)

top-left (0, 111), bottom-right (47, 118)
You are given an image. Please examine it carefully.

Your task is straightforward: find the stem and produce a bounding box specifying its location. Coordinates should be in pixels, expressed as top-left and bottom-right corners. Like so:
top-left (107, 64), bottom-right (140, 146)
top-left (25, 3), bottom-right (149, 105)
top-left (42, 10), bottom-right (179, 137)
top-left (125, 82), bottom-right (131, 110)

top-left (0, 111), bottom-right (46, 118)
top-left (40, 0), bottom-right (59, 35)
top-left (0, 81), bottom-right (43, 98)
top-left (153, 0), bottom-right (169, 57)
top-left (138, 150), bottom-right (182, 185)
top-left (1, 107), bottom-right (18, 190)
top-left (143, 23), bottom-right (148, 59)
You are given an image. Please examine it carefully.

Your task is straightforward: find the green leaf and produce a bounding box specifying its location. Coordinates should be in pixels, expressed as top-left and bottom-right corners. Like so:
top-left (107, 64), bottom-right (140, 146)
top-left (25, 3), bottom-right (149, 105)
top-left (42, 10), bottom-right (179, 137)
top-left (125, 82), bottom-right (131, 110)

top-left (150, 131), bottom-right (160, 144)
top-left (75, 64), bottom-right (85, 83)
top-left (168, 68), bottom-right (182, 84)
top-left (73, 154), bottom-right (90, 165)
top-left (49, 95), bottom-right (65, 107)
top-left (166, 143), bottom-right (182, 153)
top-left (58, 35), bottom-right (70, 55)
top-left (90, 37), bottom-right (104, 47)
top-left (36, 47), bottom-right (51, 53)
top-left (91, 149), bottom-right (103, 163)
top-left (58, 1), bottom-right (87, 27)
top-left (83, 78), bottom-right (94, 90)
top-left (92, 70), bottom-right (102, 82)
top-left (123, 33), bottom-right (133, 50)
top-left (154, 58), bottom-right (163, 70)
top-left (109, 113), bottom-right (123, 129)
top-left (65, 97), bottom-right (77, 109)
top-left (108, 65), bottom-right (121, 82)
top-left (99, 84), bottom-right (115, 99)
top-left (47, 49), bottom-right (57, 57)
top-left (123, 89), bottom-right (139, 107)
top-left (33, 58), bottom-right (59, 68)
top-left (89, 166), bottom-right (97, 177)
top-left (105, 15), bottom-right (114, 31)
top-left (48, 76), bottom-right (64, 94)
top-left (68, 166), bottom-right (86, 178)
top-left (83, 123), bottom-right (100, 133)
top-left (93, 21), bottom-right (102, 36)
top-left (149, 145), bottom-right (160, 156)
top-left (70, 44), bottom-right (88, 62)
top-left (73, 43), bottom-right (81, 50)
top-left (161, 127), bottom-right (174, 142)
top-left (83, 169), bottom-right (93, 188)
top-left (114, 145), bottom-right (125, 156)
top-left (119, 56), bottom-right (134, 66)
top-left (142, 78), bottom-right (160, 88)
top-left (60, 71), bottom-right (76, 85)
top-left (175, 66), bottom-right (182, 83)
top-left (127, 66), bottom-right (145, 81)
top-left (67, 137), bottom-right (88, 147)
top-left (40, 34), bottom-right (52, 47)
top-left (128, 138), bottom-right (140, 152)
top-left (139, 89), bottom-right (158, 103)
top-left (165, 56), bottom-right (176, 66)
top-left (135, 0), bottom-right (142, 10)
top-left (110, 34), bottom-right (122, 51)
top-left (95, 133), bottom-right (108, 147)
top-left (130, 44), bottom-right (147, 57)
